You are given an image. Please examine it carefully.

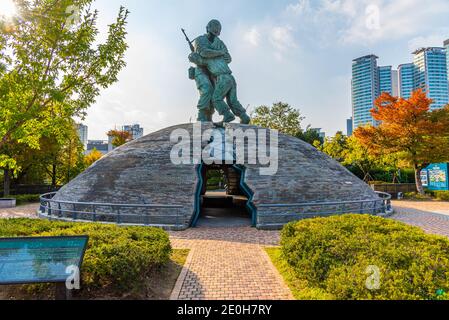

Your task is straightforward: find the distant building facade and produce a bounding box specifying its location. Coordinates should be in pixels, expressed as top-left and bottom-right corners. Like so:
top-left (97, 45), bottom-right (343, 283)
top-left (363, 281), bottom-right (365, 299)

top-left (346, 117), bottom-right (353, 136)
top-left (445, 39), bottom-right (449, 99)
top-left (379, 66), bottom-right (394, 95)
top-left (391, 69), bottom-right (399, 97)
top-left (352, 55), bottom-right (397, 130)
top-left (123, 124), bottom-right (144, 140)
top-left (398, 63), bottom-right (415, 99)
top-left (412, 47), bottom-right (448, 110)
top-left (352, 55), bottom-right (379, 129)
top-left (76, 124), bottom-right (88, 150)
top-left (86, 140), bottom-right (111, 156)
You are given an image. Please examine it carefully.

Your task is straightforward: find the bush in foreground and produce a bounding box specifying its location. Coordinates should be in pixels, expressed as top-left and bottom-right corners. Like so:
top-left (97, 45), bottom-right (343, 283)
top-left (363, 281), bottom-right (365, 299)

top-left (404, 190), bottom-right (449, 202)
top-left (281, 215), bottom-right (449, 300)
top-left (0, 219), bottom-right (172, 293)
top-left (432, 191), bottom-right (449, 202)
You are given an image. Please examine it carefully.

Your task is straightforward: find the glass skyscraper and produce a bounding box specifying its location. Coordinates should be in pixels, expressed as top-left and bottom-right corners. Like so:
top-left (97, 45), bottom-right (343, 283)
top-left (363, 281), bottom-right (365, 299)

top-left (352, 55), bottom-right (379, 129)
top-left (398, 63), bottom-right (415, 99)
top-left (412, 47), bottom-right (448, 110)
top-left (346, 117), bottom-right (353, 136)
top-left (379, 66), bottom-right (393, 95)
top-left (445, 39), bottom-right (449, 95)
top-left (352, 55), bottom-right (396, 129)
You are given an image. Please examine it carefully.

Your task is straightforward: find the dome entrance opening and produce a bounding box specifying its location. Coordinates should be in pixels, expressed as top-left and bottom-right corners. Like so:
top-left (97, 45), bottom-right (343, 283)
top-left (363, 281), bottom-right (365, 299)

top-left (194, 164), bottom-right (254, 228)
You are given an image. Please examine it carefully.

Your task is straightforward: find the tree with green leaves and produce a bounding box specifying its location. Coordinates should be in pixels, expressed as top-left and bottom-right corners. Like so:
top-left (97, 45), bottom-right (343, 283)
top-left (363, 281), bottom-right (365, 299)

top-left (343, 136), bottom-right (380, 182)
top-left (298, 125), bottom-right (325, 146)
top-left (2, 119), bottom-right (86, 190)
top-left (251, 102), bottom-right (304, 137)
top-left (0, 0), bottom-right (129, 195)
top-left (318, 131), bottom-right (348, 163)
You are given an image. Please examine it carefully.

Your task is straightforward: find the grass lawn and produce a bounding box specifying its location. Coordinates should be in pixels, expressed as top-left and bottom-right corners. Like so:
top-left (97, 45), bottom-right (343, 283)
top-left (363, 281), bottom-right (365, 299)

top-left (266, 247), bottom-right (333, 300)
top-left (0, 249), bottom-right (190, 300)
top-left (265, 247), bottom-right (334, 301)
top-left (265, 247), bottom-right (302, 300)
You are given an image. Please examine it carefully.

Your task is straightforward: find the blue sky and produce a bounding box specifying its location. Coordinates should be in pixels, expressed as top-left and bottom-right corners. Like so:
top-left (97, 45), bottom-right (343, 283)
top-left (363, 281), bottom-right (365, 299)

top-left (84, 0), bottom-right (449, 139)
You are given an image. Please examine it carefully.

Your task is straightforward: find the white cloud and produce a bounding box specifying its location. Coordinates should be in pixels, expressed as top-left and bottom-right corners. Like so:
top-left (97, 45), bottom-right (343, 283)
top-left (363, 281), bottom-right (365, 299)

top-left (408, 33), bottom-right (449, 52)
top-left (270, 26), bottom-right (297, 52)
top-left (285, 0), bottom-right (449, 45)
top-left (244, 27), bottom-right (261, 47)
top-left (286, 0), bottom-right (310, 15)
top-left (241, 24), bottom-right (298, 61)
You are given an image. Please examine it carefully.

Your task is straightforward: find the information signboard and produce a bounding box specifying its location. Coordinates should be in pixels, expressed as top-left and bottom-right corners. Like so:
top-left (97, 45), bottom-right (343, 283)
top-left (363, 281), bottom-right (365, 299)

top-left (0, 236), bottom-right (88, 285)
top-left (425, 163), bottom-right (449, 191)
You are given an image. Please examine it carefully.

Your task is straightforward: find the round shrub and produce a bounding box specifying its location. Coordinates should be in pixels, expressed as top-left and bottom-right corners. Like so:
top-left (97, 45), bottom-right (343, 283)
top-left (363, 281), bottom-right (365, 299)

top-left (434, 191), bottom-right (449, 201)
top-left (281, 215), bottom-right (449, 300)
top-left (0, 219), bottom-right (172, 293)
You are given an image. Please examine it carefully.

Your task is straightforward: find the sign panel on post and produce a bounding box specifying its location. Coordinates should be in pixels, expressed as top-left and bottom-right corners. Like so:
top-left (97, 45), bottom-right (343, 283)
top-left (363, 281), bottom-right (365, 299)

top-left (421, 170), bottom-right (429, 187)
top-left (0, 236), bottom-right (88, 285)
top-left (426, 163), bottom-right (449, 191)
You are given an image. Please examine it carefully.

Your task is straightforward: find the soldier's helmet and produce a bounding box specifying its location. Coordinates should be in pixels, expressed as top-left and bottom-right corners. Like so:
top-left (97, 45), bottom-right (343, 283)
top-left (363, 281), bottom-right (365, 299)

top-left (206, 19), bottom-right (222, 36)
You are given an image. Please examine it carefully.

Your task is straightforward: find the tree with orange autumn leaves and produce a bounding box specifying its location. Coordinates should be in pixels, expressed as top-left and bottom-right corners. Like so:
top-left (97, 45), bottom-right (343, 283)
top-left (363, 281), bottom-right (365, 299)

top-left (355, 89), bottom-right (449, 195)
top-left (107, 130), bottom-right (133, 148)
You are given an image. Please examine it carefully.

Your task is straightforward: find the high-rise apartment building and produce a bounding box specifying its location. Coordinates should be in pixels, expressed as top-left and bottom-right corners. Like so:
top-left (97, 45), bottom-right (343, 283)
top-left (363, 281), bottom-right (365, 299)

top-left (445, 39), bottom-right (449, 95)
top-left (412, 47), bottom-right (448, 110)
top-left (123, 124), bottom-right (144, 140)
top-left (398, 63), bottom-right (415, 99)
top-left (352, 55), bottom-right (396, 129)
top-left (391, 70), bottom-right (399, 97)
top-left (346, 117), bottom-right (353, 136)
top-left (76, 123), bottom-right (88, 150)
top-left (352, 55), bottom-right (379, 129)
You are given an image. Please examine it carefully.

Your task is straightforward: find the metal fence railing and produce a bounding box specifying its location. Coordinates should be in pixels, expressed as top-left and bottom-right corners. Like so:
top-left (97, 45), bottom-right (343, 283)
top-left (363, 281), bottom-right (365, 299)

top-left (39, 191), bottom-right (393, 230)
top-left (256, 192), bottom-right (393, 228)
top-left (38, 192), bottom-right (185, 229)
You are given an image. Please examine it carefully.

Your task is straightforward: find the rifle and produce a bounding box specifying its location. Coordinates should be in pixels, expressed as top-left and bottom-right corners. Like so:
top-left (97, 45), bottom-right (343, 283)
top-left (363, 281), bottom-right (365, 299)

top-left (181, 28), bottom-right (195, 53)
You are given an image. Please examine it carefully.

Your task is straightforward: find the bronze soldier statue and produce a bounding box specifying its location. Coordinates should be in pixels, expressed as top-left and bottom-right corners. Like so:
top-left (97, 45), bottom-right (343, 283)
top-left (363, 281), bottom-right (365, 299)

top-left (185, 20), bottom-right (251, 124)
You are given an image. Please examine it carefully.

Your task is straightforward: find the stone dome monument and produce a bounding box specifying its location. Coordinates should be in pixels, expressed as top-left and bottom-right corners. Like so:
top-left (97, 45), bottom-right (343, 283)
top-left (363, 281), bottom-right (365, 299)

top-left (40, 123), bottom-right (389, 230)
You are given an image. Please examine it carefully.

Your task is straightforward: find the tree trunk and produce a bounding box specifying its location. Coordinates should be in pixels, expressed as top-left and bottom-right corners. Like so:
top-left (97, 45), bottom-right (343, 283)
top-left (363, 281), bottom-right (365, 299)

top-left (51, 163), bottom-right (57, 187)
top-left (415, 166), bottom-right (425, 195)
top-left (3, 169), bottom-right (10, 197)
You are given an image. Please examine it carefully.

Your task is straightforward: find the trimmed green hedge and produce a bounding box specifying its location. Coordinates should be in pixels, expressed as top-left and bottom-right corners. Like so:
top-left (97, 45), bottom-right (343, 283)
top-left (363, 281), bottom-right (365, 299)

top-left (281, 215), bottom-right (449, 300)
top-left (0, 219), bottom-right (172, 292)
top-left (404, 191), bottom-right (449, 201)
top-left (430, 191), bottom-right (449, 201)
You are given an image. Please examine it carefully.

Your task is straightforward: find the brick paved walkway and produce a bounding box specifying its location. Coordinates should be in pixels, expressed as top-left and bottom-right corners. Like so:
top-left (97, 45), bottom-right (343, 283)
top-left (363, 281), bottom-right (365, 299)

top-left (391, 200), bottom-right (449, 237)
top-left (0, 204), bottom-right (39, 219)
top-left (169, 227), bottom-right (293, 300)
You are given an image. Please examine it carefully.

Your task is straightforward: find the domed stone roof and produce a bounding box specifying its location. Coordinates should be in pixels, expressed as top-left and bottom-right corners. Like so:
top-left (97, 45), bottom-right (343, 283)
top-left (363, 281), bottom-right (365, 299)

top-left (48, 123), bottom-right (384, 230)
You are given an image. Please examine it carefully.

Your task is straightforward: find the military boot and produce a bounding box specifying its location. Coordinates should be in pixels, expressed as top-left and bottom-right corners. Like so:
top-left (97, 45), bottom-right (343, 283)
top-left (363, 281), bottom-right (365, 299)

top-left (240, 113), bottom-right (251, 125)
top-left (197, 111), bottom-right (209, 122)
top-left (222, 110), bottom-right (236, 123)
